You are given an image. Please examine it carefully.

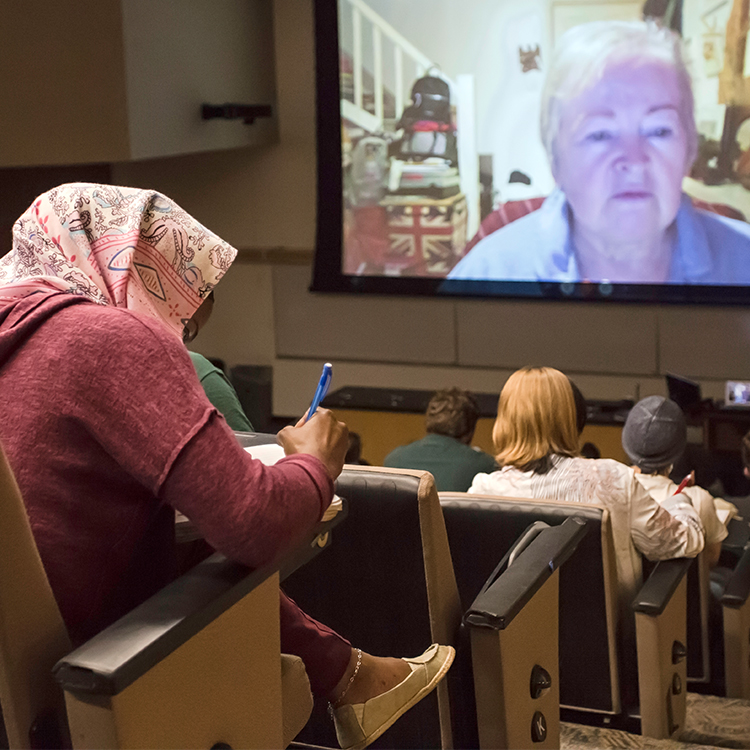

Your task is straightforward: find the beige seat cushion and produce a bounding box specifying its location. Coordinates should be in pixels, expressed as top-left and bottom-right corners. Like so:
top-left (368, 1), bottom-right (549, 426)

top-left (281, 653), bottom-right (313, 746)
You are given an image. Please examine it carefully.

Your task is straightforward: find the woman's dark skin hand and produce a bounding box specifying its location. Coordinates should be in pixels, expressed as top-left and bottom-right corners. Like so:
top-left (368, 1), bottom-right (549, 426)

top-left (277, 408), bottom-right (350, 480)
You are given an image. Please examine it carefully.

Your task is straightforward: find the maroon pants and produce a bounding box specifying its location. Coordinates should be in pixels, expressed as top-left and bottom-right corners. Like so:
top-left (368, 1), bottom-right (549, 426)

top-left (280, 590), bottom-right (352, 697)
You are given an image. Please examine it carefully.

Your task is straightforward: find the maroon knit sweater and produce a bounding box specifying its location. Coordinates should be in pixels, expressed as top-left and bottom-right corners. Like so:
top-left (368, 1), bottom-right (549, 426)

top-left (0, 292), bottom-right (332, 644)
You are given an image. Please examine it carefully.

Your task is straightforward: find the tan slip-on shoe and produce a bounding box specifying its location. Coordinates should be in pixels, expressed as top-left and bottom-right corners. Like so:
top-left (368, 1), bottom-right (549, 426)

top-left (333, 643), bottom-right (455, 750)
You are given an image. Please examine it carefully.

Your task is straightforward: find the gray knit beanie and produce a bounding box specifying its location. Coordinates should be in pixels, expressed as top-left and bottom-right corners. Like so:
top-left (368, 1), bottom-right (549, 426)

top-left (621, 396), bottom-right (687, 473)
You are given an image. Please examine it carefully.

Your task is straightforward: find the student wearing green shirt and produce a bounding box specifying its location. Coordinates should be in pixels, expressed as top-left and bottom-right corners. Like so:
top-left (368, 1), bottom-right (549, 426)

top-left (384, 388), bottom-right (497, 491)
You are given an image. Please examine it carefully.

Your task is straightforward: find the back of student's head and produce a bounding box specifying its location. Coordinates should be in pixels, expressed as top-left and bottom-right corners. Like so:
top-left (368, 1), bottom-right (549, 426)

top-left (425, 388), bottom-right (480, 443)
top-left (493, 366), bottom-right (579, 471)
top-left (741, 430), bottom-right (750, 471)
top-left (345, 431), bottom-right (370, 464)
top-left (568, 377), bottom-right (587, 435)
top-left (622, 396), bottom-right (686, 474)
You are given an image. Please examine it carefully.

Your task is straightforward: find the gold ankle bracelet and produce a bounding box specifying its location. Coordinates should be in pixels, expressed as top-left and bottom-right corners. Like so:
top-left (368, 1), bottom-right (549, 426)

top-left (328, 647), bottom-right (363, 717)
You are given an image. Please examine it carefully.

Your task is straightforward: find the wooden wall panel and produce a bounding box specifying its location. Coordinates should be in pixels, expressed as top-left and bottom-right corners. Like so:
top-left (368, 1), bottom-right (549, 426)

top-left (273, 265), bottom-right (457, 363)
top-left (660, 306), bottom-right (750, 380)
top-left (456, 300), bottom-right (658, 374)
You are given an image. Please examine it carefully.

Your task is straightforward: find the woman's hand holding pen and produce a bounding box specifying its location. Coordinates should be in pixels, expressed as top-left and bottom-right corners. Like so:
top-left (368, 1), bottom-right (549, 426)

top-left (278, 409), bottom-right (349, 480)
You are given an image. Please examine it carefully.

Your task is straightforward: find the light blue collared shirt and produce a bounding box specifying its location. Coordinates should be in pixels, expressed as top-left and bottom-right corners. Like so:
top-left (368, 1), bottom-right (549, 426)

top-left (448, 189), bottom-right (750, 285)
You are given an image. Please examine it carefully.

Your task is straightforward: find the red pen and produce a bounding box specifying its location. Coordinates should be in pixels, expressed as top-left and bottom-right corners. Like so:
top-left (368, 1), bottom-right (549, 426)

top-left (672, 471), bottom-right (694, 496)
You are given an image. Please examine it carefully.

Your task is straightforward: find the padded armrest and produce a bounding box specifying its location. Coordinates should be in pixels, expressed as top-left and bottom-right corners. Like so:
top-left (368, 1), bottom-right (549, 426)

top-left (464, 517), bottom-right (587, 630)
top-left (54, 504), bottom-right (347, 697)
top-left (54, 554), bottom-right (277, 696)
top-left (632, 558), bottom-right (692, 616)
top-left (722, 544), bottom-right (750, 608)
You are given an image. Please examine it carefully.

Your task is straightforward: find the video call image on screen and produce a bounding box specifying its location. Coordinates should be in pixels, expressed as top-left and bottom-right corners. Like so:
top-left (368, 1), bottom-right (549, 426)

top-left (337, 0), bottom-right (750, 290)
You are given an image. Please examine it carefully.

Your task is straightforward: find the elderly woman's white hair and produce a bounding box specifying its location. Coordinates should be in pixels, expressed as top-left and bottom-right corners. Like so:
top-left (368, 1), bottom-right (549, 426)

top-left (540, 20), bottom-right (698, 172)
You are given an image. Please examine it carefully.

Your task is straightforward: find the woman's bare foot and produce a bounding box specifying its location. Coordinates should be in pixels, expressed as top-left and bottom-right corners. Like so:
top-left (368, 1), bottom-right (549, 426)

top-left (328, 649), bottom-right (411, 707)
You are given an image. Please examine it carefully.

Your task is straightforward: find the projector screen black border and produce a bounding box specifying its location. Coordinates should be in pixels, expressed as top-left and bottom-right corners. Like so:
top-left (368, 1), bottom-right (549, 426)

top-left (311, 0), bottom-right (750, 307)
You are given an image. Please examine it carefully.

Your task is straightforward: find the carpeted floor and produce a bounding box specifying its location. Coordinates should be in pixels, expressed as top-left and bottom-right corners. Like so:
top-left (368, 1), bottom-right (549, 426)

top-left (561, 693), bottom-right (750, 749)
top-left (681, 693), bottom-right (750, 748)
top-left (562, 722), bottom-right (722, 749)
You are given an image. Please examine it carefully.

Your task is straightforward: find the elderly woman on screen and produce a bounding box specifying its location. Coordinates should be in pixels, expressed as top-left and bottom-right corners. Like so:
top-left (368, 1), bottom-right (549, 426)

top-left (449, 20), bottom-right (750, 285)
top-left (467, 367), bottom-right (704, 608)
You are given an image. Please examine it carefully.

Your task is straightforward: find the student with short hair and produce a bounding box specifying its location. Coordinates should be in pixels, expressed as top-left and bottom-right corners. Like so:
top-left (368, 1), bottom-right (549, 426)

top-left (741, 430), bottom-right (750, 480)
top-left (384, 388), bottom-right (496, 491)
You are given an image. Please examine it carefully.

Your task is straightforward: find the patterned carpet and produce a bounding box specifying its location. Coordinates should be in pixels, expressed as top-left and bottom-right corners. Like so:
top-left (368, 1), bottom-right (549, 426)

top-left (561, 693), bottom-right (750, 750)
top-left (562, 722), bottom-right (723, 749)
top-left (681, 694), bottom-right (750, 748)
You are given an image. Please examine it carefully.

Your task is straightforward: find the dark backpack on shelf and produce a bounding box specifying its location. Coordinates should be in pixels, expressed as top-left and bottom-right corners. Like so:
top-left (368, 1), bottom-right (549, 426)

top-left (398, 75), bottom-right (452, 129)
top-left (393, 74), bottom-right (458, 165)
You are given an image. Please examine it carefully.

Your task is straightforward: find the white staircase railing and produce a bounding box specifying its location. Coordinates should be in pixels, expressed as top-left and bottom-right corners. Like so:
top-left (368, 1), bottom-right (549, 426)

top-left (343, 0), bottom-right (434, 128)
top-left (339, 0), bottom-right (479, 238)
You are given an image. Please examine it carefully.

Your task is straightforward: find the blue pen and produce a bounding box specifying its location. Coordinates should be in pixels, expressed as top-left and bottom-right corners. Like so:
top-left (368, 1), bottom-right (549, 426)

top-left (304, 363), bottom-right (333, 423)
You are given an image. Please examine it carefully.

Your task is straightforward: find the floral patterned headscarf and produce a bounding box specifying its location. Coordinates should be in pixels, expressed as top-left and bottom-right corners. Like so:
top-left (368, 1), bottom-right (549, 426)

top-left (0, 183), bottom-right (238, 338)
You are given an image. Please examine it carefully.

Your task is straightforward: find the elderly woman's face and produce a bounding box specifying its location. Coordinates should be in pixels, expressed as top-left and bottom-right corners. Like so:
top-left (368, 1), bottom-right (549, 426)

top-left (553, 59), bottom-right (689, 245)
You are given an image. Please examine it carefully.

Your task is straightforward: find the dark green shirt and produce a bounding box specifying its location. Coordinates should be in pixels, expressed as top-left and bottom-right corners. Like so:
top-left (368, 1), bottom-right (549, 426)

top-left (188, 352), bottom-right (254, 432)
top-left (383, 433), bottom-right (497, 492)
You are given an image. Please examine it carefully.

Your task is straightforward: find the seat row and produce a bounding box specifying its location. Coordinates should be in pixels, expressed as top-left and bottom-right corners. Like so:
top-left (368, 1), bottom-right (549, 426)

top-left (285, 465), bottom-right (750, 749)
top-left (2, 455), bottom-right (749, 749)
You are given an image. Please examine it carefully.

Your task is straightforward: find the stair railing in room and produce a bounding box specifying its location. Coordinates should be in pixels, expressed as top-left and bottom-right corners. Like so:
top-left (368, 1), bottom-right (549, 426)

top-left (338, 0), bottom-right (480, 237)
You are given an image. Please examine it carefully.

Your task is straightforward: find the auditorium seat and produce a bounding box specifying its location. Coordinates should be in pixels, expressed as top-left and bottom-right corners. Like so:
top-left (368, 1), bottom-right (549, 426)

top-left (720, 541), bottom-right (750, 699)
top-left (686, 542), bottom-right (750, 699)
top-left (0, 441), bottom-right (71, 749)
top-left (459, 516), bottom-right (588, 749)
top-left (439, 493), bottom-right (691, 741)
top-left (284, 466), bottom-right (585, 750)
top-left (283, 466), bottom-right (462, 749)
top-left (0, 440), bottom-right (331, 749)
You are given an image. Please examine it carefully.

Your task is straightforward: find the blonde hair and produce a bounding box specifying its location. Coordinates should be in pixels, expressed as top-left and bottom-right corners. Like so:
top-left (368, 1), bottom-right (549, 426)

top-left (493, 367), bottom-right (580, 470)
top-left (540, 20), bottom-right (698, 173)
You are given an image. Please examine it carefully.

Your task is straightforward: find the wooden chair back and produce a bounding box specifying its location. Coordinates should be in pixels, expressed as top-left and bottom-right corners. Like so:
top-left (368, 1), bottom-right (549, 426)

top-left (0, 442), bottom-right (71, 749)
top-left (283, 466), bottom-right (462, 749)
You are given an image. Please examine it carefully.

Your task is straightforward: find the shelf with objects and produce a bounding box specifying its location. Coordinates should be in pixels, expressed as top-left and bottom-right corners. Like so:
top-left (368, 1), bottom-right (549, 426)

top-left (339, 2), bottom-right (479, 279)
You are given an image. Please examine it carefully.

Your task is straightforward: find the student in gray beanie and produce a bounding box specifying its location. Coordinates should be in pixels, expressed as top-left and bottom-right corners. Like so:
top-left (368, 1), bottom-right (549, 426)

top-left (622, 396), bottom-right (687, 473)
top-left (623, 396), bottom-right (730, 567)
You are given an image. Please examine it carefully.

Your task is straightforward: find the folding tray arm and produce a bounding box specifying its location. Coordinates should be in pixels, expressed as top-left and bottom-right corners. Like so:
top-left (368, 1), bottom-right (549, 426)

top-left (464, 517), bottom-right (588, 750)
top-left (632, 557), bottom-right (691, 740)
top-left (722, 542), bottom-right (750, 699)
top-left (54, 507), bottom-right (346, 750)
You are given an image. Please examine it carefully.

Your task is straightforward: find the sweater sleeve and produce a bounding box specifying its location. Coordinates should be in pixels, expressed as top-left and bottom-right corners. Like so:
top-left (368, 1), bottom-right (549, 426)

top-left (65, 305), bottom-right (332, 569)
top-left (160, 411), bottom-right (333, 568)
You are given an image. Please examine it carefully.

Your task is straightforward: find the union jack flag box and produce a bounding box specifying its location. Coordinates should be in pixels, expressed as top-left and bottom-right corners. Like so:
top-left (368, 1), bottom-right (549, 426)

top-left (381, 192), bottom-right (468, 276)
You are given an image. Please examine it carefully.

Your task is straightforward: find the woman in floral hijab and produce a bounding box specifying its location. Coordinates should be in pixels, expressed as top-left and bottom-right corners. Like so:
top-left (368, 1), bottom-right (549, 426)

top-left (0, 182), bottom-right (235, 338)
top-left (0, 183), bottom-right (454, 750)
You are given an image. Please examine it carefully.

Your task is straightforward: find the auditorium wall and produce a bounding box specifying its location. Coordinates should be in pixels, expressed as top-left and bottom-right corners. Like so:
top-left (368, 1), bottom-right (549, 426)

top-left (112, 0), bottom-right (750, 418)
